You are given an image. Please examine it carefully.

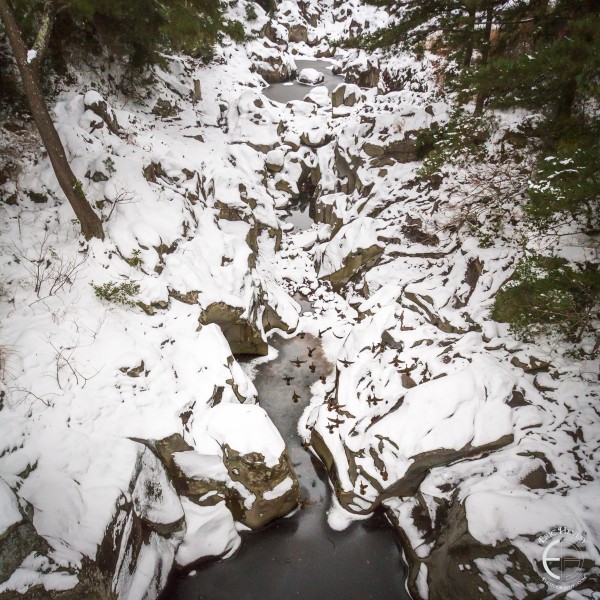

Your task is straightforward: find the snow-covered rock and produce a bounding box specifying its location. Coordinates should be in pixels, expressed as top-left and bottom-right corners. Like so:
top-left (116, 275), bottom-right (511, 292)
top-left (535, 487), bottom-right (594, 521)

top-left (316, 217), bottom-right (383, 291)
top-left (250, 40), bottom-right (296, 83)
top-left (0, 443), bottom-right (184, 599)
top-left (175, 499), bottom-right (240, 567)
top-left (298, 68), bottom-right (325, 86)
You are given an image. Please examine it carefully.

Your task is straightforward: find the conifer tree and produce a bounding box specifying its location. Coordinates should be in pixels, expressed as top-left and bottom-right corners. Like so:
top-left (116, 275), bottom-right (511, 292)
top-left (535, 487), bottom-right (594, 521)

top-left (356, 0), bottom-right (600, 342)
top-left (350, 0), bottom-right (511, 70)
top-left (462, 1), bottom-right (600, 124)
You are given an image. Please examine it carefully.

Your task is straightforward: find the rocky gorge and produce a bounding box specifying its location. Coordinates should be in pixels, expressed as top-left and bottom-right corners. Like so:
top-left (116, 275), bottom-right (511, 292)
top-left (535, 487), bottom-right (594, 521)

top-left (0, 1), bottom-right (599, 599)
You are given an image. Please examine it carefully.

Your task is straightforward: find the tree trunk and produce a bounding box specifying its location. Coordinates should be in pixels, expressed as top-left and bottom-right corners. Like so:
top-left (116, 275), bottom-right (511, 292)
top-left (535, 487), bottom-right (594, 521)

top-left (531, 0), bottom-right (550, 42)
top-left (462, 8), bottom-right (476, 68)
top-left (0, 0), bottom-right (105, 241)
top-left (555, 77), bottom-right (577, 121)
top-left (474, 3), bottom-right (494, 115)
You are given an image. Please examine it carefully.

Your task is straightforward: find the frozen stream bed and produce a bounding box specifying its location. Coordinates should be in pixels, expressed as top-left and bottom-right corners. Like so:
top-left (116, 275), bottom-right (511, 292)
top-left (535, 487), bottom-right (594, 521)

top-left (158, 57), bottom-right (408, 600)
top-left (161, 333), bottom-right (408, 600)
top-left (263, 59), bottom-right (344, 104)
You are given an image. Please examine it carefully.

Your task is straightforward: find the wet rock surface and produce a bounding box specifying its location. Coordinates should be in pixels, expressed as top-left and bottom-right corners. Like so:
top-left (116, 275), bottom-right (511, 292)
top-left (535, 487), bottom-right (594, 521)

top-left (200, 302), bottom-right (268, 357)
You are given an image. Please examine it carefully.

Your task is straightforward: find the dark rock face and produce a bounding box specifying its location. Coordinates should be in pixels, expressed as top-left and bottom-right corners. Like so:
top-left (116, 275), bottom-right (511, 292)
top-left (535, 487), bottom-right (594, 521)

top-left (331, 84), bottom-right (363, 108)
top-left (251, 44), bottom-right (296, 83)
top-left (152, 434), bottom-right (299, 532)
top-left (333, 143), bottom-right (365, 195)
top-left (262, 303), bottom-right (296, 334)
top-left (151, 98), bottom-right (180, 119)
top-left (84, 94), bottom-right (121, 135)
top-left (222, 445), bottom-right (299, 530)
top-left (98, 446), bottom-right (185, 598)
top-left (0, 487), bottom-right (48, 586)
top-left (199, 302), bottom-right (269, 356)
top-left (260, 20), bottom-right (287, 45)
top-left (320, 244), bottom-right (384, 293)
top-left (0, 446), bottom-right (184, 600)
top-left (143, 161), bottom-right (170, 183)
top-left (312, 196), bottom-right (344, 236)
top-left (288, 24), bottom-right (308, 44)
top-left (310, 428), bottom-right (513, 517)
top-left (344, 59), bottom-right (380, 88)
top-left (388, 497), bottom-right (548, 600)
top-left (253, 61), bottom-right (295, 84)
top-left (298, 1), bottom-right (321, 27)
top-left (363, 134), bottom-right (421, 164)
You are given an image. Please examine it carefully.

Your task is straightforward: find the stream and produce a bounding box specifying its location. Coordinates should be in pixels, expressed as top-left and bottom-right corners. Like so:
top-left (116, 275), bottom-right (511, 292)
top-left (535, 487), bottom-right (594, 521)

top-left (162, 333), bottom-right (408, 600)
top-left (160, 61), bottom-right (409, 600)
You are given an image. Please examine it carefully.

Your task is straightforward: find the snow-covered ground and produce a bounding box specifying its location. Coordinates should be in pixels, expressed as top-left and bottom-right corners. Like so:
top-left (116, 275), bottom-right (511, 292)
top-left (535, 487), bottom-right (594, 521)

top-left (0, 0), bottom-right (599, 599)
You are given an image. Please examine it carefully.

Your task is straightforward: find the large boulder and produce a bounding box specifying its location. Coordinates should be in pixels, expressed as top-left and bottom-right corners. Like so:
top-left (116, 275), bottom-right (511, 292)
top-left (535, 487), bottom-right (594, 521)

top-left (202, 404), bottom-right (299, 530)
top-left (250, 41), bottom-right (296, 83)
top-left (200, 302), bottom-right (268, 356)
top-left (316, 217), bottom-right (383, 292)
top-left (385, 468), bottom-right (600, 600)
top-left (154, 404), bottom-right (300, 536)
top-left (0, 479), bottom-right (48, 587)
top-left (287, 24), bottom-right (308, 44)
top-left (306, 354), bottom-right (525, 515)
top-left (344, 52), bottom-right (380, 88)
top-left (298, 68), bottom-right (325, 86)
top-left (228, 90), bottom-right (281, 152)
top-left (302, 305), bottom-right (544, 522)
top-left (331, 83), bottom-right (364, 108)
top-left (361, 106), bottom-right (441, 164)
top-left (363, 134), bottom-right (420, 163)
top-left (161, 216), bottom-right (271, 357)
top-left (0, 444), bottom-right (184, 599)
top-left (261, 285), bottom-right (301, 334)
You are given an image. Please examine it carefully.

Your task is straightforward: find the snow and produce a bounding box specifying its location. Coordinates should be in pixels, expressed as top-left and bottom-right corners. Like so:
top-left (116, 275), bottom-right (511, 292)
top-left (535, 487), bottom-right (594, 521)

top-left (132, 447), bottom-right (184, 530)
top-left (196, 404), bottom-right (286, 468)
top-left (26, 49), bottom-right (37, 63)
top-left (326, 495), bottom-right (370, 531)
top-left (304, 86), bottom-right (330, 106)
top-left (298, 68), bottom-right (325, 85)
top-left (415, 564), bottom-right (429, 599)
top-left (465, 484), bottom-right (600, 564)
top-left (175, 499), bottom-right (241, 566)
top-left (1, 0), bottom-right (599, 597)
top-left (0, 554), bottom-right (79, 594)
top-left (317, 217), bottom-right (381, 278)
top-left (263, 476), bottom-right (294, 501)
top-left (173, 452), bottom-right (230, 482)
top-left (0, 478), bottom-right (22, 536)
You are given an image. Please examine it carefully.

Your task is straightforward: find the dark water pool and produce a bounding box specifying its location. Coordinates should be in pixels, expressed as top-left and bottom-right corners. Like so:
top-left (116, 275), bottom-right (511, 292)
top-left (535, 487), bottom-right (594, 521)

top-left (263, 59), bottom-right (344, 104)
top-left (161, 333), bottom-right (409, 600)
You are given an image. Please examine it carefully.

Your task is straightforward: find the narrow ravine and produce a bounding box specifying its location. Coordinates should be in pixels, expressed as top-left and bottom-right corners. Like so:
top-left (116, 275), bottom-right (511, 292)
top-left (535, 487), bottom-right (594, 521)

top-left (162, 332), bottom-right (408, 600)
top-left (162, 55), bottom-right (411, 592)
top-left (2, 1), bottom-right (598, 598)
